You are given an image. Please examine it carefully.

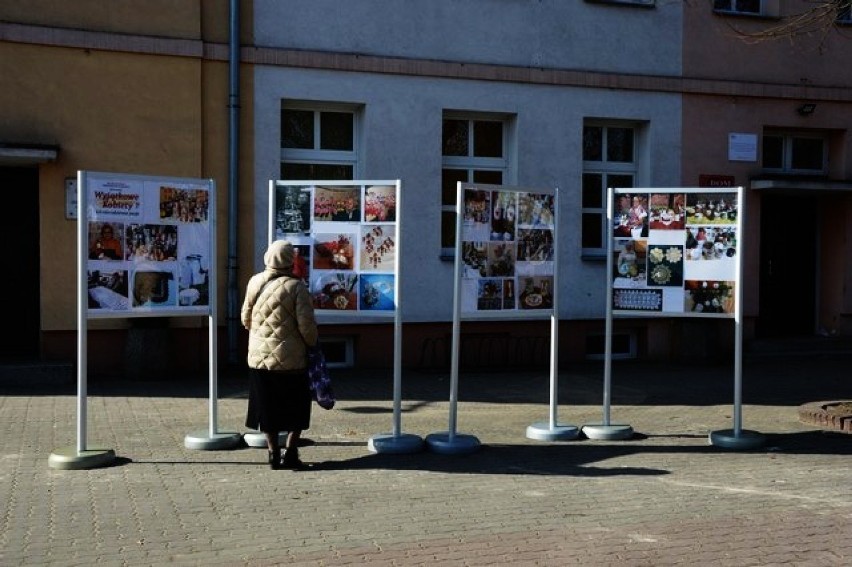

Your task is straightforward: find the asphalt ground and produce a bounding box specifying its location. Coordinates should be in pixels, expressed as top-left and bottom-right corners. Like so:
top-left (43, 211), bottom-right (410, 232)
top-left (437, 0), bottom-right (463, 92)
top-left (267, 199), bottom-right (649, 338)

top-left (0, 353), bottom-right (850, 566)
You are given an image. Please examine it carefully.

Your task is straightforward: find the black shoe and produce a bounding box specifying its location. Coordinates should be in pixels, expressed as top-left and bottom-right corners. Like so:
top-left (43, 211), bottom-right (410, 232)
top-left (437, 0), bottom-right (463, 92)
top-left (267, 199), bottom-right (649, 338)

top-left (268, 449), bottom-right (282, 470)
top-left (281, 448), bottom-right (306, 470)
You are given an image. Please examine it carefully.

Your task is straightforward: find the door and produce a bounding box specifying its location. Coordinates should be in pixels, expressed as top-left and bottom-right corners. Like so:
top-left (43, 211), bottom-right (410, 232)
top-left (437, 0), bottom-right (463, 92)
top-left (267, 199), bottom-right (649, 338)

top-left (757, 193), bottom-right (817, 337)
top-left (0, 167), bottom-right (40, 360)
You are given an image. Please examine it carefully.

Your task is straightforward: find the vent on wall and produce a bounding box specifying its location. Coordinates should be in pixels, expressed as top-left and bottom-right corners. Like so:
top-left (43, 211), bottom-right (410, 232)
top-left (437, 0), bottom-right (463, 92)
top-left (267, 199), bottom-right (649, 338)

top-left (585, 332), bottom-right (637, 360)
top-left (319, 336), bottom-right (354, 368)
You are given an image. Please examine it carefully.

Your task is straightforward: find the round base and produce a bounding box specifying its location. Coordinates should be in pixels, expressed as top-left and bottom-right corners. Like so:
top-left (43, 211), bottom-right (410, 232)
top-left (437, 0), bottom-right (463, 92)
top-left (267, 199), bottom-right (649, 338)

top-left (368, 433), bottom-right (424, 454)
top-left (48, 447), bottom-right (116, 470)
top-left (243, 431), bottom-right (287, 448)
top-left (582, 423), bottom-right (634, 440)
top-left (709, 428), bottom-right (766, 450)
top-left (526, 422), bottom-right (581, 441)
top-left (425, 432), bottom-right (481, 455)
top-left (184, 431), bottom-right (242, 450)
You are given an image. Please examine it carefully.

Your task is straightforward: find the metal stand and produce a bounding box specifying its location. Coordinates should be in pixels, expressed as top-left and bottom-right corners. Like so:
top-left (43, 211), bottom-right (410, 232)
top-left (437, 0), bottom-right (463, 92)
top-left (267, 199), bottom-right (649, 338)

top-left (709, 429), bottom-right (765, 450)
top-left (425, 432), bottom-right (480, 455)
top-left (48, 447), bottom-right (115, 470)
top-left (369, 433), bottom-right (424, 454)
top-left (184, 431), bottom-right (242, 450)
top-left (709, 193), bottom-right (764, 451)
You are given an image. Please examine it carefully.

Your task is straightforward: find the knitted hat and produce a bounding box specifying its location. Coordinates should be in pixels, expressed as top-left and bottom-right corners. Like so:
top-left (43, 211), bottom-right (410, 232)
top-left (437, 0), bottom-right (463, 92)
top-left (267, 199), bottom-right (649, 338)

top-left (264, 240), bottom-right (295, 272)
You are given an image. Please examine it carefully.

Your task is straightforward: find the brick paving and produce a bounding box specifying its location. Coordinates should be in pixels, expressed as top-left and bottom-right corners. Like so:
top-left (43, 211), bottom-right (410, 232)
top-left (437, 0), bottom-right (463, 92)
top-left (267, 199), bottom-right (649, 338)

top-left (0, 354), bottom-right (849, 566)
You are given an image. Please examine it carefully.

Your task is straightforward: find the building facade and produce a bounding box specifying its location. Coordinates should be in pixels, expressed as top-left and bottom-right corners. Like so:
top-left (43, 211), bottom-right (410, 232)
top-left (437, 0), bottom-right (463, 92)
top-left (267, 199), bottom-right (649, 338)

top-left (1, 1), bottom-right (850, 375)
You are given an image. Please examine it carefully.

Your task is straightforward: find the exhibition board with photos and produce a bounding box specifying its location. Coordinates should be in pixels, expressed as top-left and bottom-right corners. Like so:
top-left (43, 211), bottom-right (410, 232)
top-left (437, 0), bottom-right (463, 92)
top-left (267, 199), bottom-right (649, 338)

top-left (84, 173), bottom-right (213, 317)
top-left (273, 182), bottom-right (398, 315)
top-left (459, 183), bottom-right (556, 315)
top-left (611, 188), bottom-right (740, 316)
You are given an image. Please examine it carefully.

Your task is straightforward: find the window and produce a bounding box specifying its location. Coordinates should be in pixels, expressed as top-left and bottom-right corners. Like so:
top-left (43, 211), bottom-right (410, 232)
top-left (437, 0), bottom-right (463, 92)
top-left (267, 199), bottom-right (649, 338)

top-left (585, 0), bottom-right (654, 6)
top-left (839, 2), bottom-right (851, 23)
top-left (582, 123), bottom-right (637, 256)
top-left (713, 0), bottom-right (762, 15)
top-left (441, 114), bottom-right (511, 257)
top-left (281, 104), bottom-right (358, 180)
top-left (762, 131), bottom-right (827, 174)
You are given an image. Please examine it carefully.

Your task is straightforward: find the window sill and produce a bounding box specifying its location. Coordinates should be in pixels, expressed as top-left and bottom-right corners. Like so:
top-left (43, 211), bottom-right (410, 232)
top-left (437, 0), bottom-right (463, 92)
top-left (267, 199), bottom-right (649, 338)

top-left (581, 253), bottom-right (607, 262)
top-left (585, 0), bottom-right (655, 7)
top-left (712, 10), bottom-right (780, 21)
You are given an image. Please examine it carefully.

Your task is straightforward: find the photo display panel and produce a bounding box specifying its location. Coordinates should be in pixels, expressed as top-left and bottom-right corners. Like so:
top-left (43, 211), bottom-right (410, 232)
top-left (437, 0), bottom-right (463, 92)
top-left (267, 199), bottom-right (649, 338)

top-left (611, 187), bottom-right (741, 317)
top-left (459, 183), bottom-right (556, 316)
top-left (273, 181), bottom-right (399, 317)
top-left (84, 172), bottom-right (214, 318)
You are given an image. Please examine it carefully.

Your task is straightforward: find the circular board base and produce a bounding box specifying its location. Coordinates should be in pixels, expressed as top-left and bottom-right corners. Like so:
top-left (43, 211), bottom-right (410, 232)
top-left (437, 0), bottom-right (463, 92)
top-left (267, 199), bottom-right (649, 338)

top-left (709, 429), bottom-right (766, 450)
top-left (425, 432), bottom-right (481, 455)
top-left (243, 431), bottom-right (288, 448)
top-left (368, 433), bottom-right (424, 454)
top-left (48, 446), bottom-right (116, 470)
top-left (184, 431), bottom-right (242, 450)
top-left (582, 423), bottom-right (634, 440)
top-left (526, 422), bottom-right (581, 441)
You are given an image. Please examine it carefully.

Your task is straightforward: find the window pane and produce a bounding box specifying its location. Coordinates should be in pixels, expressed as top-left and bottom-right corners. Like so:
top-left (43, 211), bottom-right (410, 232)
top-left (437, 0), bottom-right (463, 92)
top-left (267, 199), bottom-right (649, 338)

top-left (582, 213), bottom-right (603, 249)
top-left (281, 163), bottom-right (353, 180)
top-left (320, 112), bottom-right (353, 151)
top-left (606, 128), bottom-right (634, 163)
top-left (583, 126), bottom-right (603, 161)
top-left (762, 136), bottom-right (783, 169)
top-left (473, 121), bottom-right (503, 158)
top-left (582, 173), bottom-right (603, 208)
top-left (608, 174), bottom-right (633, 190)
top-left (282, 110), bottom-right (314, 149)
top-left (442, 169), bottom-right (468, 206)
top-left (441, 211), bottom-right (457, 248)
top-left (443, 119), bottom-right (469, 156)
top-left (790, 138), bottom-right (824, 170)
top-left (736, 0), bottom-right (761, 13)
top-left (472, 170), bottom-right (503, 185)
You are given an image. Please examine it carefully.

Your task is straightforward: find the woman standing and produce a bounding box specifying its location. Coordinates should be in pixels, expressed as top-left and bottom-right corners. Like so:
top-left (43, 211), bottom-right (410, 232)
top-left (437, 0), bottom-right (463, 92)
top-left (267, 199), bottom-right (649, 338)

top-left (241, 240), bottom-right (318, 470)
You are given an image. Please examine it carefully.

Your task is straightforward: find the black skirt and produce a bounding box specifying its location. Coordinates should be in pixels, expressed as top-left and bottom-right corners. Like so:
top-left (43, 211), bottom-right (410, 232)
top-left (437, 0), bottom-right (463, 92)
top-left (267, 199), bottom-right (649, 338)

top-left (245, 368), bottom-right (312, 433)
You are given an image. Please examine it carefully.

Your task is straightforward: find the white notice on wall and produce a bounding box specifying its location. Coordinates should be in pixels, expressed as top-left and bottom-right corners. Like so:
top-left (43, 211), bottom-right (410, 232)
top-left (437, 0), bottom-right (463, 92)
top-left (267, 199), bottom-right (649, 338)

top-left (728, 133), bottom-right (758, 162)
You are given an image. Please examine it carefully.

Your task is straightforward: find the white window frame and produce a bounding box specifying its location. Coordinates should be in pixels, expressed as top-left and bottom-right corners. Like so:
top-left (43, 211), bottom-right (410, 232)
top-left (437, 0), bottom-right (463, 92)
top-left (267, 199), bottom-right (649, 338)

top-left (585, 0), bottom-right (655, 7)
top-left (762, 130), bottom-right (828, 175)
top-left (441, 112), bottom-right (514, 258)
top-left (712, 0), bottom-right (780, 17)
top-left (582, 121), bottom-right (639, 257)
top-left (838, 2), bottom-right (851, 24)
top-left (280, 101), bottom-right (360, 178)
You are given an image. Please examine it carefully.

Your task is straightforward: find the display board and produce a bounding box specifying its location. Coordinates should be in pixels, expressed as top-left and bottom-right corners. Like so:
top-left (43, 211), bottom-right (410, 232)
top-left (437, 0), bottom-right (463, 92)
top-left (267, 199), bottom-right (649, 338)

top-left (610, 187), bottom-right (742, 318)
top-left (83, 171), bottom-right (214, 318)
top-left (270, 180), bottom-right (400, 319)
top-left (458, 183), bottom-right (557, 318)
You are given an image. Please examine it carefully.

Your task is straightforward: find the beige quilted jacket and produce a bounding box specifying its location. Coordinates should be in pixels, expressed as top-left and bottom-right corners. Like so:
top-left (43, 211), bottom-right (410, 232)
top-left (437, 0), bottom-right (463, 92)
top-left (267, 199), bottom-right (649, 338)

top-left (241, 241), bottom-right (318, 372)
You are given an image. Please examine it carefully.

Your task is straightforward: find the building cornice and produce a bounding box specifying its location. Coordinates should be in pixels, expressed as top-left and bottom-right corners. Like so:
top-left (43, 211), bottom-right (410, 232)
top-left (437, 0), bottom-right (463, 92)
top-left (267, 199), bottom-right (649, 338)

top-left (2, 21), bottom-right (849, 103)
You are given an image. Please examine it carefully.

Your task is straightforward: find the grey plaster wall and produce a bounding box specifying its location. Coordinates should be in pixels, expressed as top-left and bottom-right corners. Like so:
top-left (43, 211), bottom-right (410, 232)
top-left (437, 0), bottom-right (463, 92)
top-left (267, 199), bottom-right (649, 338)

top-left (253, 67), bottom-right (681, 322)
top-left (253, 0), bottom-right (683, 76)
top-left (252, 1), bottom-right (683, 323)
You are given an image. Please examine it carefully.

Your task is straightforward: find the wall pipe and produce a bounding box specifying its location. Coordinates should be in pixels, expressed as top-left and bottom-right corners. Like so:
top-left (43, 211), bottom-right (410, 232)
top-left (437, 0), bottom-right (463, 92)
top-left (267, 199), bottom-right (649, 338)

top-left (226, 0), bottom-right (241, 364)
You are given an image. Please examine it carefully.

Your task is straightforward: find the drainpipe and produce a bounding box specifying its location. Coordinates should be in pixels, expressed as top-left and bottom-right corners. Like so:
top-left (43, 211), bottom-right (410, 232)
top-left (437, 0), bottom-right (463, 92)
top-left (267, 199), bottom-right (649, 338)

top-left (227, 0), bottom-right (240, 365)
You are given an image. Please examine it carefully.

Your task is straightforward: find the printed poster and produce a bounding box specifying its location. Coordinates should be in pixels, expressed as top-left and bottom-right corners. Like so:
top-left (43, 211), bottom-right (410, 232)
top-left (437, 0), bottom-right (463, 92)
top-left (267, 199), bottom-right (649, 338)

top-left (84, 173), bottom-right (214, 317)
top-left (611, 188), bottom-right (740, 317)
top-left (458, 183), bottom-right (556, 315)
top-left (273, 182), bottom-right (399, 316)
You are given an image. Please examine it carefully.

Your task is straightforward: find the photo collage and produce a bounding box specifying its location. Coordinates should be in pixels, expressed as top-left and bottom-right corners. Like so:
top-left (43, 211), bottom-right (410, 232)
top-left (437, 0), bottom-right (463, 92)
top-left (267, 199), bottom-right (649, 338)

top-left (274, 183), bottom-right (398, 313)
top-left (459, 185), bottom-right (556, 313)
top-left (86, 176), bottom-right (213, 315)
top-left (612, 189), bottom-right (738, 315)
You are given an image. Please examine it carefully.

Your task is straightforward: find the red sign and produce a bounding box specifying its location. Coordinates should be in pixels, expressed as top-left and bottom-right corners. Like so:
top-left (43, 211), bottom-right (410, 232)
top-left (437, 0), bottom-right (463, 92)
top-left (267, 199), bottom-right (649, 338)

top-left (698, 174), bottom-right (735, 188)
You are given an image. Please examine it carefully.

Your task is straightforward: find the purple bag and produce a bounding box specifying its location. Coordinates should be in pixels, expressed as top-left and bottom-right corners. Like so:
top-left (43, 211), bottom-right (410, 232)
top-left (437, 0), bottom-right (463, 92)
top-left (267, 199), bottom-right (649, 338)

top-left (307, 345), bottom-right (335, 410)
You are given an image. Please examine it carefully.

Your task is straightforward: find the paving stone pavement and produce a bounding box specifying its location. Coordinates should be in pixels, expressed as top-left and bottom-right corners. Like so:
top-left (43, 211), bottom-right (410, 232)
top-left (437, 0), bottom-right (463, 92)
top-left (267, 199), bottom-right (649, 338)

top-left (0, 354), bottom-right (849, 566)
